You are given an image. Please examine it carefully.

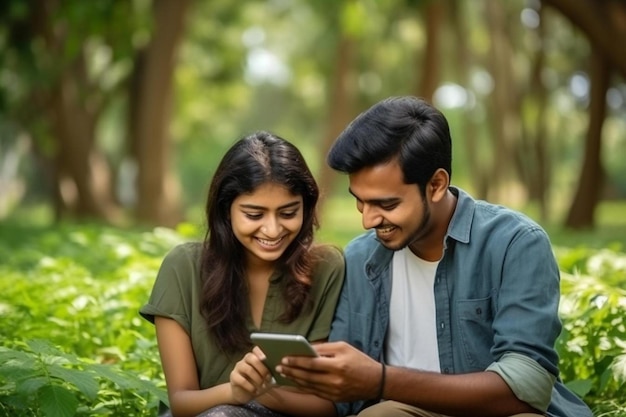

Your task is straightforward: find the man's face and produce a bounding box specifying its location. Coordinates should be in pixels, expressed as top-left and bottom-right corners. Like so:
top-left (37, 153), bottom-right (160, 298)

top-left (348, 159), bottom-right (432, 251)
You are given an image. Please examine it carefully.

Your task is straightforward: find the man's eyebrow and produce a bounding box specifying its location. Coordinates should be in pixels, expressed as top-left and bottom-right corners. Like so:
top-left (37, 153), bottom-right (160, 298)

top-left (347, 188), bottom-right (399, 205)
top-left (238, 200), bottom-right (302, 210)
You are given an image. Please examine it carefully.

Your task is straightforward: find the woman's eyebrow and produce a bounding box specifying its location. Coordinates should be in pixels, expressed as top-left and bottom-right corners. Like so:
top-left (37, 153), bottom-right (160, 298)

top-left (238, 200), bottom-right (302, 210)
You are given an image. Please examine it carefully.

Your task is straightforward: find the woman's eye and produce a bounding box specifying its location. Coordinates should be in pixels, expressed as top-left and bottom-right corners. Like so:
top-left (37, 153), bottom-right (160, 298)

top-left (245, 213), bottom-right (263, 220)
top-left (280, 211), bottom-right (298, 219)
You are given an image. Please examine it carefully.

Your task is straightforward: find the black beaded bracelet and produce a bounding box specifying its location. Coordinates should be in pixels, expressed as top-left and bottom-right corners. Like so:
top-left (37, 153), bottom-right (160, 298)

top-left (377, 362), bottom-right (386, 400)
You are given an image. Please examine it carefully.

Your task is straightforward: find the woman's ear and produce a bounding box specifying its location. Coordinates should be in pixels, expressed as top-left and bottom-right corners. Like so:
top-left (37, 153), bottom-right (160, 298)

top-left (429, 168), bottom-right (450, 203)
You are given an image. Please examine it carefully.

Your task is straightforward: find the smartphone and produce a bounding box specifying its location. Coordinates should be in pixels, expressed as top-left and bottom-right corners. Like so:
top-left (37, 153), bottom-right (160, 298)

top-left (250, 332), bottom-right (318, 386)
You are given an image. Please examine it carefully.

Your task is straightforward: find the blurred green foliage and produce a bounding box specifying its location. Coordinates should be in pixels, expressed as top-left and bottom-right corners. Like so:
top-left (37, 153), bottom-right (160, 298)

top-left (555, 247), bottom-right (626, 416)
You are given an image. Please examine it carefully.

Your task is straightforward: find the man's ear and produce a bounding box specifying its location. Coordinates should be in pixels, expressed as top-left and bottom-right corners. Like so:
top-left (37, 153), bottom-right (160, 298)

top-left (429, 168), bottom-right (449, 203)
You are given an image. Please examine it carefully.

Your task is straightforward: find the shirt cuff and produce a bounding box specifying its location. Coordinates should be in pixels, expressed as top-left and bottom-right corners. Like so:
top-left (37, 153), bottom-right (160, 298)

top-left (486, 352), bottom-right (556, 412)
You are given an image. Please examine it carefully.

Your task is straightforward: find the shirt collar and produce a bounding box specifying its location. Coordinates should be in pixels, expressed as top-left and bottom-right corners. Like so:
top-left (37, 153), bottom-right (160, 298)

top-left (445, 186), bottom-right (474, 244)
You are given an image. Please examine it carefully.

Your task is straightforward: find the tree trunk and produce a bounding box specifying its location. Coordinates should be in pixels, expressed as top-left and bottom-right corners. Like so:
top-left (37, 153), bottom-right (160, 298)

top-left (448, 0), bottom-right (488, 199)
top-left (29, 2), bottom-right (119, 222)
top-left (519, 4), bottom-right (551, 222)
top-left (415, 1), bottom-right (445, 102)
top-left (484, 0), bottom-right (520, 203)
top-left (132, 0), bottom-right (189, 226)
top-left (564, 47), bottom-right (610, 229)
top-left (316, 35), bottom-right (356, 207)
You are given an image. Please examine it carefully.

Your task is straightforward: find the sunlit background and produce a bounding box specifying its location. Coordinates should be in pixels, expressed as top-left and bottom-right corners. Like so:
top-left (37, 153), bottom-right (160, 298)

top-left (0, 0), bottom-right (624, 241)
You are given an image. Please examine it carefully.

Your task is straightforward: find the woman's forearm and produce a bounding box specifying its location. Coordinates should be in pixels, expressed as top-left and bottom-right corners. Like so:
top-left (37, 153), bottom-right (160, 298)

top-left (258, 387), bottom-right (337, 417)
top-left (168, 383), bottom-right (235, 417)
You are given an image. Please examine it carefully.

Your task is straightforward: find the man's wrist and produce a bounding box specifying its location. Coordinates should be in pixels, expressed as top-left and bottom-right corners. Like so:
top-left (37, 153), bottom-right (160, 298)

top-left (377, 362), bottom-right (386, 400)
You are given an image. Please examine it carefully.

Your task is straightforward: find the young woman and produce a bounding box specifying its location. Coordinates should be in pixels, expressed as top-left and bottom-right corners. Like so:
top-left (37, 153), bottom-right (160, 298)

top-left (140, 131), bottom-right (344, 417)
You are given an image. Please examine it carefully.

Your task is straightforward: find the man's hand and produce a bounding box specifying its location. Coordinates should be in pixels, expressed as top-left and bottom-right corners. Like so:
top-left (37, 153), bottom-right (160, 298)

top-left (276, 341), bottom-right (382, 402)
top-left (230, 346), bottom-right (274, 404)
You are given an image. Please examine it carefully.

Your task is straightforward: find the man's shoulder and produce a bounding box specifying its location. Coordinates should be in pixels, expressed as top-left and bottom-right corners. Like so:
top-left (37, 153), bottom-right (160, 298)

top-left (452, 187), bottom-right (550, 247)
top-left (344, 230), bottom-right (378, 254)
top-left (453, 185), bottom-right (544, 233)
top-left (474, 199), bottom-right (545, 232)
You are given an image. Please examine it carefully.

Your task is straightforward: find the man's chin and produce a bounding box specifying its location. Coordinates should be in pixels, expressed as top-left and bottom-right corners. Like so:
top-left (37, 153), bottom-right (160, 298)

top-left (377, 237), bottom-right (408, 252)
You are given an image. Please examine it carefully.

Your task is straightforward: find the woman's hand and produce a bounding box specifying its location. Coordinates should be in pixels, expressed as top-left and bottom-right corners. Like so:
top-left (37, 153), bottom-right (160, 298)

top-left (229, 346), bottom-right (274, 404)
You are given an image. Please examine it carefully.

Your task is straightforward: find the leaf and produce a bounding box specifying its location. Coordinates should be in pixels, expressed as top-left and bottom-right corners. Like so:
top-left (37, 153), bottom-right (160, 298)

top-left (0, 365), bottom-right (40, 383)
top-left (16, 376), bottom-right (48, 395)
top-left (26, 339), bottom-right (83, 368)
top-left (88, 363), bottom-right (136, 389)
top-left (0, 346), bottom-right (37, 367)
top-left (38, 385), bottom-right (78, 417)
top-left (48, 364), bottom-right (100, 401)
top-left (565, 379), bottom-right (593, 397)
top-left (87, 363), bottom-right (168, 404)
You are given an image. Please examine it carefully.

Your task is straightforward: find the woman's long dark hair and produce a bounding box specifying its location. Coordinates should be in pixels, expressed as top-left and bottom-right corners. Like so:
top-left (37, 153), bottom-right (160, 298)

top-left (200, 131), bottom-right (320, 353)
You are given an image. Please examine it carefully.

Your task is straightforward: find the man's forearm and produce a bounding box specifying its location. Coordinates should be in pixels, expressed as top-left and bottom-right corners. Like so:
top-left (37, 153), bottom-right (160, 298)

top-left (383, 366), bottom-right (538, 417)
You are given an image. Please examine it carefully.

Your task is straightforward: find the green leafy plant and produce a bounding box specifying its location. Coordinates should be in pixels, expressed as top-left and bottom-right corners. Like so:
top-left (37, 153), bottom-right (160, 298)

top-left (555, 246), bottom-right (626, 416)
top-left (1, 222), bottom-right (625, 415)
top-left (0, 339), bottom-right (167, 417)
top-left (0, 223), bottom-right (194, 416)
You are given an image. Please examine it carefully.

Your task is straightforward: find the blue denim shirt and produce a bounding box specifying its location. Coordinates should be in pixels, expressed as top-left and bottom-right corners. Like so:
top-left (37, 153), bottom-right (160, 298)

top-left (329, 187), bottom-right (593, 417)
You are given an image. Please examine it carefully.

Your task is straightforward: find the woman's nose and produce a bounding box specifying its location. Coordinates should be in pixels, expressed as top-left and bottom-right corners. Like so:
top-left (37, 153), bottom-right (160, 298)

top-left (261, 217), bottom-right (282, 236)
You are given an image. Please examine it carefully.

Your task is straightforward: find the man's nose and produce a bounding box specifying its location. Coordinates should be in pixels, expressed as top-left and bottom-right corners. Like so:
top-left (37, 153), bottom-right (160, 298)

top-left (361, 204), bottom-right (382, 230)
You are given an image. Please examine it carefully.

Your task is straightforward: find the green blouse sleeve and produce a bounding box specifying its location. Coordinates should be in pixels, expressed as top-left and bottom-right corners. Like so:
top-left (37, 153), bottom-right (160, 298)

top-left (306, 245), bottom-right (346, 342)
top-left (139, 242), bottom-right (200, 335)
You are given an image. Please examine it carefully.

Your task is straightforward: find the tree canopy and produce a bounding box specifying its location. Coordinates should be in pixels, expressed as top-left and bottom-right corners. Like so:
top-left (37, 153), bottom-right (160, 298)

top-left (0, 0), bottom-right (624, 229)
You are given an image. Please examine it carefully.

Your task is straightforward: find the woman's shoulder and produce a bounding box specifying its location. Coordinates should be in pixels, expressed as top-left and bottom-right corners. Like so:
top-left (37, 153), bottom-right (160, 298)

top-left (309, 243), bottom-right (345, 281)
top-left (310, 243), bottom-right (344, 265)
top-left (161, 241), bottom-right (203, 268)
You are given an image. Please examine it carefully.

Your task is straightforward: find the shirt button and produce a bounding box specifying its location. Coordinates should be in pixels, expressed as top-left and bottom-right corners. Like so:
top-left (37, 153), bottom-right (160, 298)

top-left (476, 308), bottom-right (482, 315)
top-left (443, 368), bottom-right (450, 374)
top-left (440, 322), bottom-right (445, 329)
top-left (374, 340), bottom-right (379, 347)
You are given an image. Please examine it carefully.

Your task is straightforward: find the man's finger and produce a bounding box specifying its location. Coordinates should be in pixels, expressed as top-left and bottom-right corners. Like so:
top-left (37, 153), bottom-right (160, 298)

top-left (311, 341), bottom-right (346, 356)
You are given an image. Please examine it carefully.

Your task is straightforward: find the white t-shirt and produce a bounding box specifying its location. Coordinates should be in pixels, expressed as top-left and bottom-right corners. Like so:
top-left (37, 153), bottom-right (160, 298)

top-left (385, 248), bottom-right (441, 372)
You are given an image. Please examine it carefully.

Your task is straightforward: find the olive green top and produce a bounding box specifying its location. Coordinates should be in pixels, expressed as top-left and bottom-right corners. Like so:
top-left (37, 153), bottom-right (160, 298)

top-left (140, 241), bottom-right (345, 389)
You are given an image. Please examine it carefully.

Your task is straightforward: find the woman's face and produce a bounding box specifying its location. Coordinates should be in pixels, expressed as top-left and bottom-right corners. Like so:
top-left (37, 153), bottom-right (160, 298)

top-left (230, 182), bottom-right (304, 267)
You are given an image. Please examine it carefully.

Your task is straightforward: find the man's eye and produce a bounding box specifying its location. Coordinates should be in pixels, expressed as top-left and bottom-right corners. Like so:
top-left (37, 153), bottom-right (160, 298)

top-left (381, 204), bottom-right (398, 211)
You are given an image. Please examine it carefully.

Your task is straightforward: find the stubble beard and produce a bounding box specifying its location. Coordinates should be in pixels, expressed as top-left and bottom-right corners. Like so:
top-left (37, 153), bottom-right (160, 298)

top-left (382, 200), bottom-right (432, 252)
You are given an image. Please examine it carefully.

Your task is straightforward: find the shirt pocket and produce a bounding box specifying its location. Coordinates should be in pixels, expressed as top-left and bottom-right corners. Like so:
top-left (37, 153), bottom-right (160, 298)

top-left (456, 296), bottom-right (494, 370)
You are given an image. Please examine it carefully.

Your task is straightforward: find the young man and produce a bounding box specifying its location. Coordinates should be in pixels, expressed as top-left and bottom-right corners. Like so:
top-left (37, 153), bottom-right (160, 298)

top-left (277, 97), bottom-right (593, 417)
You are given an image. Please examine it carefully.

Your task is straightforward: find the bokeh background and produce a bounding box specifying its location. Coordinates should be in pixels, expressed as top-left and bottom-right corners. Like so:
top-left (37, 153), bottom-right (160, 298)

top-left (0, 0), bottom-right (625, 240)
